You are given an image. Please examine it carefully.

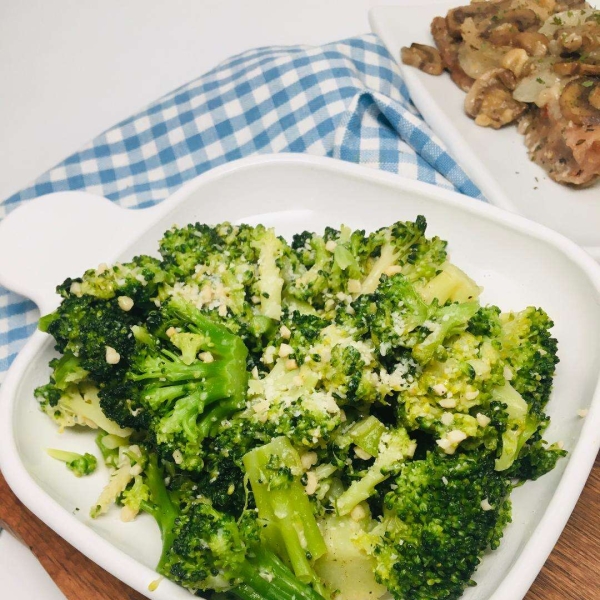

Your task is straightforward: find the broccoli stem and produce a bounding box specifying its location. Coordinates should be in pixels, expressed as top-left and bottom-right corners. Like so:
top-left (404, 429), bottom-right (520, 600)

top-left (336, 427), bottom-right (415, 517)
top-left (131, 357), bottom-right (225, 383)
top-left (141, 454), bottom-right (180, 572)
top-left (243, 438), bottom-right (327, 596)
top-left (232, 548), bottom-right (326, 600)
top-left (166, 297), bottom-right (249, 407)
top-left (493, 382), bottom-right (537, 472)
top-left (46, 448), bottom-right (97, 477)
top-left (347, 416), bottom-right (386, 457)
top-left (195, 398), bottom-right (242, 440)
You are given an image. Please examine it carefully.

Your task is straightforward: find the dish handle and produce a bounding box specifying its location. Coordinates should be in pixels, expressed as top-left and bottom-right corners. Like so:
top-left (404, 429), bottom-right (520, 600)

top-left (0, 192), bottom-right (160, 315)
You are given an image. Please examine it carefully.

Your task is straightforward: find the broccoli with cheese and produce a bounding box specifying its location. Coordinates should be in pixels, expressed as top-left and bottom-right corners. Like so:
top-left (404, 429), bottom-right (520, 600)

top-left (34, 216), bottom-right (563, 600)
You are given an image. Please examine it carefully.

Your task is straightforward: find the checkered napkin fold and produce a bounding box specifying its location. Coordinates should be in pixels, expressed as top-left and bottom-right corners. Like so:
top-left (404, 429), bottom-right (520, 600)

top-left (0, 33), bottom-right (483, 380)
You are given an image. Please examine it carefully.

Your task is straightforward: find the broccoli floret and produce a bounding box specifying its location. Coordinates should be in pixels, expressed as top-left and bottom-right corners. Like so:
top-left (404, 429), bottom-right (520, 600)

top-left (352, 273), bottom-right (479, 365)
top-left (243, 437), bottom-right (328, 597)
top-left (35, 378), bottom-right (132, 437)
top-left (492, 382), bottom-right (536, 472)
top-left (287, 230), bottom-right (333, 308)
top-left (159, 222), bottom-right (224, 279)
top-left (246, 358), bottom-right (342, 448)
top-left (360, 216), bottom-right (447, 294)
top-left (195, 455), bottom-right (248, 518)
top-left (323, 344), bottom-right (381, 405)
top-left (47, 448), bottom-right (97, 477)
top-left (162, 223), bottom-right (288, 363)
top-left (362, 450), bottom-right (512, 600)
top-left (106, 297), bottom-right (249, 470)
top-left (39, 295), bottom-right (139, 383)
top-left (468, 305), bottom-right (502, 338)
top-left (508, 434), bottom-right (567, 481)
top-left (500, 307), bottom-right (559, 416)
top-left (57, 255), bottom-right (168, 305)
top-left (336, 424), bottom-right (416, 516)
top-left (251, 226), bottom-right (286, 321)
top-left (352, 274), bottom-right (430, 354)
top-left (143, 454), bottom-right (325, 600)
top-left (412, 301), bottom-right (480, 365)
top-left (284, 311), bottom-right (329, 365)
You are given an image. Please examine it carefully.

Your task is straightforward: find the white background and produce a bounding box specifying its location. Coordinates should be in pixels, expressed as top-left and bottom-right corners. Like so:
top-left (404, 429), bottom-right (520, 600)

top-left (0, 0), bottom-right (408, 596)
top-left (0, 0), bottom-right (417, 202)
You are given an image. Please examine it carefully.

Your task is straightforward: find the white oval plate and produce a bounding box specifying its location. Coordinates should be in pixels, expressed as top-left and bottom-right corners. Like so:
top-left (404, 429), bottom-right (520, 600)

top-left (0, 155), bottom-right (599, 600)
top-left (370, 1), bottom-right (600, 260)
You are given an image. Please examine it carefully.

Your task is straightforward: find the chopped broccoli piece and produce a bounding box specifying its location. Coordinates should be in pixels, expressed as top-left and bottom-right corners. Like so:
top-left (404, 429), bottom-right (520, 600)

top-left (243, 437), bottom-right (328, 596)
top-left (361, 450), bottom-right (512, 600)
top-left (336, 425), bottom-right (416, 516)
top-left (33, 217), bottom-right (565, 600)
top-left (47, 448), bottom-right (97, 477)
top-left (143, 454), bottom-right (324, 600)
top-left (104, 297), bottom-right (249, 470)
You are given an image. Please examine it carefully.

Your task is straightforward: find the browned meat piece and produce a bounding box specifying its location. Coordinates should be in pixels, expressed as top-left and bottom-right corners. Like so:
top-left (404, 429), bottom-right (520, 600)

top-left (401, 43), bottom-right (444, 75)
top-left (520, 100), bottom-right (600, 186)
top-left (431, 16), bottom-right (474, 91)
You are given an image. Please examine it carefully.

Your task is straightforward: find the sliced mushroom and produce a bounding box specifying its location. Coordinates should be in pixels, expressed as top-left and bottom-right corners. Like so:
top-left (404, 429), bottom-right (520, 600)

top-left (553, 61), bottom-right (600, 76)
top-left (401, 43), bottom-right (443, 75)
top-left (431, 15), bottom-right (474, 91)
top-left (555, 27), bottom-right (584, 52)
top-left (589, 85), bottom-right (600, 110)
top-left (559, 77), bottom-right (600, 125)
top-left (487, 27), bottom-right (550, 56)
top-left (446, 0), bottom-right (511, 39)
top-left (485, 8), bottom-right (541, 36)
top-left (464, 68), bottom-right (528, 128)
top-left (515, 32), bottom-right (550, 56)
top-left (555, 0), bottom-right (591, 11)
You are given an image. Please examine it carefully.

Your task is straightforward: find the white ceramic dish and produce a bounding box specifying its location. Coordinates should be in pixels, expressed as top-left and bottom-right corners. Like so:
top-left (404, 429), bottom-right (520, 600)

top-left (370, 1), bottom-right (600, 260)
top-left (1, 155), bottom-right (599, 600)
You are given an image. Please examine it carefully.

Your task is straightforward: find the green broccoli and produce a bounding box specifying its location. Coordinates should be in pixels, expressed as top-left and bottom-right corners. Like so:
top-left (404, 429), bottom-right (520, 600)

top-left (360, 216), bottom-right (447, 294)
top-left (33, 217), bottom-right (565, 600)
top-left (246, 358), bottom-right (343, 448)
top-left (47, 448), bottom-right (98, 477)
top-left (55, 255), bottom-right (168, 305)
top-left (500, 307), bottom-right (559, 416)
top-left (142, 454), bottom-right (325, 600)
top-left (159, 222), bottom-right (224, 279)
top-left (243, 437), bottom-right (328, 597)
top-left (101, 297), bottom-right (248, 470)
top-left (38, 294), bottom-right (139, 383)
top-left (336, 422), bottom-right (416, 516)
top-left (360, 450), bottom-right (512, 600)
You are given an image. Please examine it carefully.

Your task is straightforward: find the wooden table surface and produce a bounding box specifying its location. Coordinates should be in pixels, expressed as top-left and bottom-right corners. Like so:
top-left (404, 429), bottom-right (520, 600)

top-left (1, 455), bottom-right (598, 600)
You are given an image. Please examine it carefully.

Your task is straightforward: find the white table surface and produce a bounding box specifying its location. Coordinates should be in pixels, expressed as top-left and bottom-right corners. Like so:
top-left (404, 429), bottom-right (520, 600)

top-left (0, 1), bottom-right (408, 597)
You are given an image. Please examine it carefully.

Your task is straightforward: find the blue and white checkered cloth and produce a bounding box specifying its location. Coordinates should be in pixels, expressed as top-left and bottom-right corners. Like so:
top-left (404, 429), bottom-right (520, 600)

top-left (0, 34), bottom-right (483, 381)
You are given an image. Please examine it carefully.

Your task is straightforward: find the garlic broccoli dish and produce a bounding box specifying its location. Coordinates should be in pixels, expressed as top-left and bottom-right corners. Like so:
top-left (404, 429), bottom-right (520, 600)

top-left (35, 217), bottom-right (565, 600)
